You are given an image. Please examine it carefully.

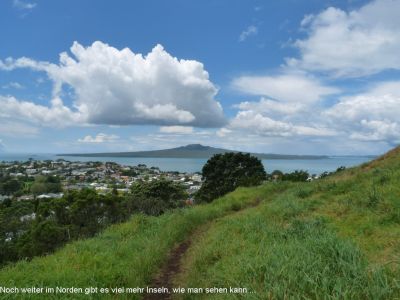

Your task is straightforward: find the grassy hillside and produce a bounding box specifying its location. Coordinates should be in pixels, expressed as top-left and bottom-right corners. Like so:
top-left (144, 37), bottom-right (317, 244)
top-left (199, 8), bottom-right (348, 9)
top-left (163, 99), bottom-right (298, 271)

top-left (1, 147), bottom-right (400, 299)
top-left (175, 147), bottom-right (400, 299)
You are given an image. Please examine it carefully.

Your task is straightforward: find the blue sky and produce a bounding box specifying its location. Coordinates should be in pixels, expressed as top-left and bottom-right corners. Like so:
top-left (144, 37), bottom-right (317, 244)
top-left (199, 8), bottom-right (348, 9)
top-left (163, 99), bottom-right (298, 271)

top-left (1, 0), bottom-right (400, 155)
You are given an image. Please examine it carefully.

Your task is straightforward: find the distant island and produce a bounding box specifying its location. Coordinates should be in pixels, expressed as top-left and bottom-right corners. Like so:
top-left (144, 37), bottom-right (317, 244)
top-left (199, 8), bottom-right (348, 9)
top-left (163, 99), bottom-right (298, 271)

top-left (58, 144), bottom-right (328, 160)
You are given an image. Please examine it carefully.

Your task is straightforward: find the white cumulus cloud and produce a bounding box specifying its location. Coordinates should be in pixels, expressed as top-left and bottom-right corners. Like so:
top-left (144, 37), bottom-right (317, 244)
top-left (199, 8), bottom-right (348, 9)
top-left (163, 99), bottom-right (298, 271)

top-left (324, 81), bottom-right (400, 143)
top-left (287, 0), bottom-right (400, 77)
top-left (229, 73), bottom-right (339, 140)
top-left (0, 41), bottom-right (226, 128)
top-left (0, 96), bottom-right (82, 127)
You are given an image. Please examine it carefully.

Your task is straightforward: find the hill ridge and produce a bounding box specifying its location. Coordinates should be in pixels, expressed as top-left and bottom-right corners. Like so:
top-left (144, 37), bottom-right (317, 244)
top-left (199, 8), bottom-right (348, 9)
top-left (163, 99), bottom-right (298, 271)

top-left (58, 144), bottom-right (328, 160)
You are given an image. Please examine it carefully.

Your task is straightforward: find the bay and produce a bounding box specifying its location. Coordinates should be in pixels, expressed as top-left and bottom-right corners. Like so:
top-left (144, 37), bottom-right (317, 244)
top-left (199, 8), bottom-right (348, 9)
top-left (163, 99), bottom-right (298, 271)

top-left (0, 153), bottom-right (373, 175)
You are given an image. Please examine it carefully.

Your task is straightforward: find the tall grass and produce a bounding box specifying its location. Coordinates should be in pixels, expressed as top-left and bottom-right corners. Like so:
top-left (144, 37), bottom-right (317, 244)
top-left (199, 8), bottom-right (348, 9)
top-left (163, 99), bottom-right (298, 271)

top-left (176, 207), bottom-right (397, 299)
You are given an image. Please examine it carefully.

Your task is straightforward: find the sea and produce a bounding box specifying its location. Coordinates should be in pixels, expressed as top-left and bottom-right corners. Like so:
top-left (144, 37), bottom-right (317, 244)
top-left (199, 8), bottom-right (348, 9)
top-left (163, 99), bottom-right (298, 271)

top-left (0, 153), bottom-right (374, 175)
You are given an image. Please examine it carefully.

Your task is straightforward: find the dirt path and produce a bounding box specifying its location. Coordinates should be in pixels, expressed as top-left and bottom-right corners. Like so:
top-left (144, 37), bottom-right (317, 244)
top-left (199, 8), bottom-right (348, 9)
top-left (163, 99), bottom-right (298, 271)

top-left (143, 239), bottom-right (192, 300)
top-left (143, 198), bottom-right (262, 300)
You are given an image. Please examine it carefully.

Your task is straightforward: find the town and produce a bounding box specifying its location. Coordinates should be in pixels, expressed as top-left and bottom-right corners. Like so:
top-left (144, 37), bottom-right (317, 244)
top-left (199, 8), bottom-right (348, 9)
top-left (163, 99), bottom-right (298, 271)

top-left (0, 159), bottom-right (202, 203)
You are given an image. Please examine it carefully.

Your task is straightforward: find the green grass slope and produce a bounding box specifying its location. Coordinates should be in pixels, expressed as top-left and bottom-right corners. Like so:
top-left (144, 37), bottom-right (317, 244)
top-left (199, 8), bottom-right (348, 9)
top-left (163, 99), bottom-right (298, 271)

top-left (1, 147), bottom-right (400, 299)
top-left (0, 182), bottom-right (288, 299)
top-left (175, 147), bottom-right (400, 299)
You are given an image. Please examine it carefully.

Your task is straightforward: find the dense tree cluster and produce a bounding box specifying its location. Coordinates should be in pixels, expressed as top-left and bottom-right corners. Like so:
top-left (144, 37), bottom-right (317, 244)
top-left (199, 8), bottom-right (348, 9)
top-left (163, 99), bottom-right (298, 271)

top-left (0, 180), bottom-right (186, 266)
top-left (195, 152), bottom-right (266, 203)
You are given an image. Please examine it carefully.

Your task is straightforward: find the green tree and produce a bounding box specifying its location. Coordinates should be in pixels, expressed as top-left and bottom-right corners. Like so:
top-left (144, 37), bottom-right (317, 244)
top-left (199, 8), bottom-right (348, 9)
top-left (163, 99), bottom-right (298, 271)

top-left (129, 179), bottom-right (187, 216)
top-left (196, 152), bottom-right (266, 203)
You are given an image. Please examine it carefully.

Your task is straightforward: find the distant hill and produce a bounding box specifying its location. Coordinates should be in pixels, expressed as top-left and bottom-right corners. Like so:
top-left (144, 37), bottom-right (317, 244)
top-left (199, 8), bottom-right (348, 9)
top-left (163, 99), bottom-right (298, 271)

top-left (58, 144), bottom-right (328, 160)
